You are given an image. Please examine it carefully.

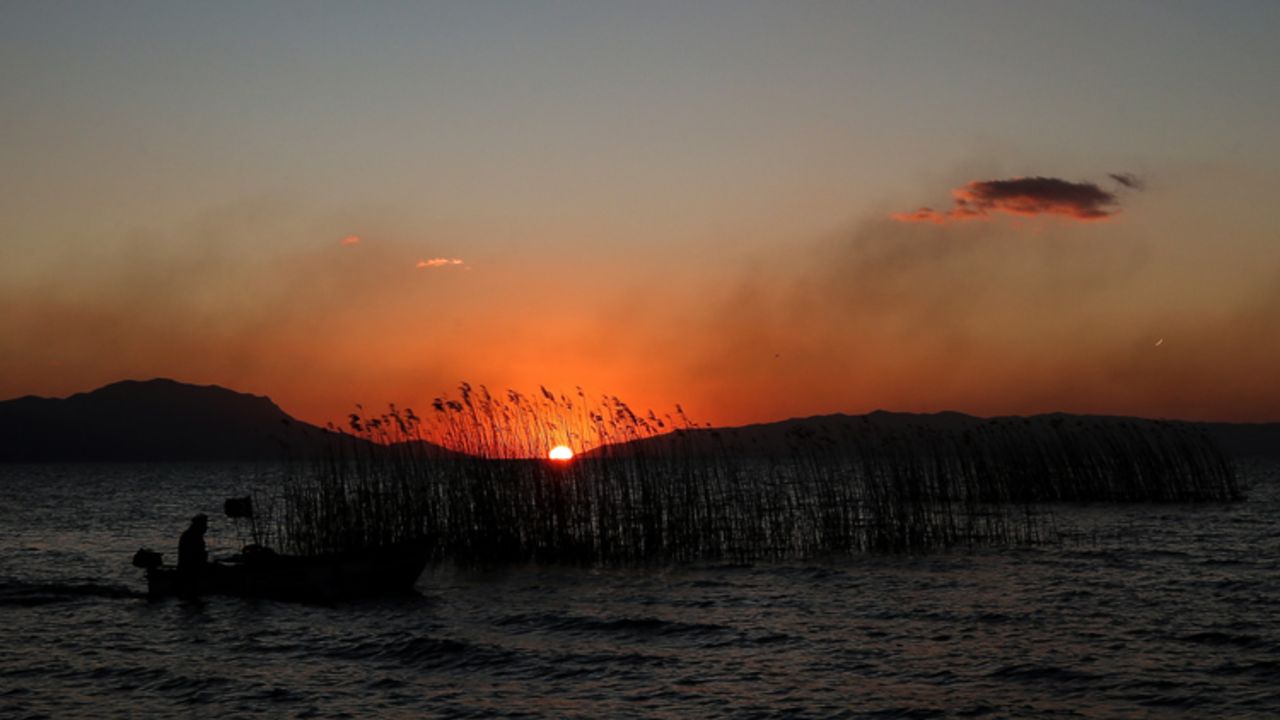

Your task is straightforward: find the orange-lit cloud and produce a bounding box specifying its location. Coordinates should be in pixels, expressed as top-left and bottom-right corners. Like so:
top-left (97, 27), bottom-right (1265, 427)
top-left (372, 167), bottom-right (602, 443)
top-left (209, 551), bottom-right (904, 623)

top-left (416, 258), bottom-right (466, 269)
top-left (893, 176), bottom-right (1130, 224)
top-left (341, 235), bottom-right (362, 246)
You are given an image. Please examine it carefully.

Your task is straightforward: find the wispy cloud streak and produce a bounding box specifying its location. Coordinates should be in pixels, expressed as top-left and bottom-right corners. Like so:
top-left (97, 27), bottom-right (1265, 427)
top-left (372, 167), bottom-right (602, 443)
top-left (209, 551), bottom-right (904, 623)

top-left (1108, 172), bottom-right (1144, 190)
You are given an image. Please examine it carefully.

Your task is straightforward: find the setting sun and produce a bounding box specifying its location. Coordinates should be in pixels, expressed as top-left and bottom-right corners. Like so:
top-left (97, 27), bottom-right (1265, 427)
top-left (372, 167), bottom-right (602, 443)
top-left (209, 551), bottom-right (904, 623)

top-left (548, 445), bottom-right (574, 461)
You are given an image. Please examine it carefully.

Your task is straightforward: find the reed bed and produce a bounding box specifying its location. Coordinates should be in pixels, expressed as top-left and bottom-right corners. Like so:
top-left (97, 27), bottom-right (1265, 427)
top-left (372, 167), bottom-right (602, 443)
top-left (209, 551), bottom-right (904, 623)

top-left (253, 386), bottom-right (1240, 563)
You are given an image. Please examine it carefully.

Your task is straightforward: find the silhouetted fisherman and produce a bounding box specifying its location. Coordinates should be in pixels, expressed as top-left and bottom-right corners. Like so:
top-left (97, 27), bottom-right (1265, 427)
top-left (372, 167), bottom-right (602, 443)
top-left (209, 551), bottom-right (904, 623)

top-left (178, 513), bottom-right (209, 576)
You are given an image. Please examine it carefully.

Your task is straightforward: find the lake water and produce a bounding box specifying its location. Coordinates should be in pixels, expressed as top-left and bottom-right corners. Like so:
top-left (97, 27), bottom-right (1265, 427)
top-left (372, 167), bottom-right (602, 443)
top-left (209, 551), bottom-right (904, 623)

top-left (1, 462), bottom-right (1278, 718)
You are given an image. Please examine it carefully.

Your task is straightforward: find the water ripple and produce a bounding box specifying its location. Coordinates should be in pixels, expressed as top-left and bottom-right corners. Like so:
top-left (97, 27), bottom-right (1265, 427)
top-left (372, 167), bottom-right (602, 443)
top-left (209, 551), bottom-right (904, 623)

top-left (0, 462), bottom-right (1277, 718)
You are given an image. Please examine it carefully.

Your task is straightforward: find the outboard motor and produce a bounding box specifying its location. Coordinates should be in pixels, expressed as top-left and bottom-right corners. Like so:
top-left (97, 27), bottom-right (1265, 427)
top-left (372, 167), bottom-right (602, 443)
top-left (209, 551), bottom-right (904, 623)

top-left (132, 548), bottom-right (163, 569)
top-left (224, 496), bottom-right (253, 519)
top-left (224, 496), bottom-right (258, 550)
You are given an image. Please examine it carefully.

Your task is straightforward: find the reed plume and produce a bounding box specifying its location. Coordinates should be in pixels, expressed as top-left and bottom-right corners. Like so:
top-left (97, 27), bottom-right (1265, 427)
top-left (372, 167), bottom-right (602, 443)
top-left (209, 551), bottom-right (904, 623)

top-left (251, 385), bottom-right (1240, 563)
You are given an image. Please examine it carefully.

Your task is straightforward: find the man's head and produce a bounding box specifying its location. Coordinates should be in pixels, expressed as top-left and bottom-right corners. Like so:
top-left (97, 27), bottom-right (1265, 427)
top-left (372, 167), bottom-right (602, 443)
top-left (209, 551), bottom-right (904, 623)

top-left (190, 514), bottom-right (208, 533)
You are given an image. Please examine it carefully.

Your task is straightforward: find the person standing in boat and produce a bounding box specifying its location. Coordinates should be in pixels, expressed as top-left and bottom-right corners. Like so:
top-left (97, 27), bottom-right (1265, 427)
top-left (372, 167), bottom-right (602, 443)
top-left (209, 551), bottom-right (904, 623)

top-left (178, 513), bottom-right (209, 572)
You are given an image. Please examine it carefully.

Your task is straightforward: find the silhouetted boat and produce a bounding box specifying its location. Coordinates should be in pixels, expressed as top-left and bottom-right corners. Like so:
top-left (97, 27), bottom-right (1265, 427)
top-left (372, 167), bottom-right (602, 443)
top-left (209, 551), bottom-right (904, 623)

top-left (134, 541), bottom-right (430, 602)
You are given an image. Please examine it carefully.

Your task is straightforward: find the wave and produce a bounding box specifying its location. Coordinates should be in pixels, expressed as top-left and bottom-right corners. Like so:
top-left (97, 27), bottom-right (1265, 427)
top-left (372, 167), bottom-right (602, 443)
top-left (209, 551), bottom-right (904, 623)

top-left (1180, 630), bottom-right (1274, 651)
top-left (497, 611), bottom-right (731, 638)
top-left (990, 662), bottom-right (1099, 684)
top-left (0, 580), bottom-right (146, 606)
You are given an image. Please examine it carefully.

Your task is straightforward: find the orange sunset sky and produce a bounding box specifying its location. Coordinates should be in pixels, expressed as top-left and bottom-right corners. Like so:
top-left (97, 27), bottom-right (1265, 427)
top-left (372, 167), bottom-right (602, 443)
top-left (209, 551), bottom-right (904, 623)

top-left (3, 3), bottom-right (1279, 426)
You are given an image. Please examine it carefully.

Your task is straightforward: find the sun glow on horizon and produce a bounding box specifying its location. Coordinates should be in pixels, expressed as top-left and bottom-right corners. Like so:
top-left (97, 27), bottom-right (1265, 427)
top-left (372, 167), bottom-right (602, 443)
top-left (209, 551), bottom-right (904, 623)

top-left (548, 445), bottom-right (574, 461)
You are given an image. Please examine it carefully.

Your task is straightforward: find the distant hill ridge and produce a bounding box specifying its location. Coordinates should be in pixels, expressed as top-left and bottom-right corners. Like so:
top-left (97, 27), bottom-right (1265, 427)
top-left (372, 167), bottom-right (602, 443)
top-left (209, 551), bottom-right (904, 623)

top-left (0, 379), bottom-right (1276, 462)
top-left (0, 379), bottom-right (330, 461)
top-left (585, 409), bottom-right (1280, 460)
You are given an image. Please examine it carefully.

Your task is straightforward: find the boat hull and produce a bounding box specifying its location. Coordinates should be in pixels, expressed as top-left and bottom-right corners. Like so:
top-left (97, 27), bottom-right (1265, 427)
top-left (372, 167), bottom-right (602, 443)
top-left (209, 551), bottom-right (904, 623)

top-left (145, 542), bottom-right (429, 602)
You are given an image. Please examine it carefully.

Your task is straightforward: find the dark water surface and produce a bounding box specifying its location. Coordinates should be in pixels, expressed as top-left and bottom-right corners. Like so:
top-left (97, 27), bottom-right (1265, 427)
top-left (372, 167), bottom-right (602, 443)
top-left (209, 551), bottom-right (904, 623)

top-left (1, 463), bottom-right (1277, 718)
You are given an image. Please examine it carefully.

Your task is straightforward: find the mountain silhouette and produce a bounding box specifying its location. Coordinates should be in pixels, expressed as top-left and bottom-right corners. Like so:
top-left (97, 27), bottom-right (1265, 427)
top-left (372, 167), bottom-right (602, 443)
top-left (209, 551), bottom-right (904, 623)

top-left (1, 379), bottom-right (1275, 461)
top-left (0, 379), bottom-right (347, 462)
top-left (582, 409), bottom-right (1280, 460)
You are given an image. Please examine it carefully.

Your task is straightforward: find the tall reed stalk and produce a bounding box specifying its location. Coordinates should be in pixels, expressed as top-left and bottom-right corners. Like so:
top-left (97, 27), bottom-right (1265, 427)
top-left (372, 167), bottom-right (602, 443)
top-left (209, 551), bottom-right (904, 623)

top-left (251, 386), bottom-right (1239, 563)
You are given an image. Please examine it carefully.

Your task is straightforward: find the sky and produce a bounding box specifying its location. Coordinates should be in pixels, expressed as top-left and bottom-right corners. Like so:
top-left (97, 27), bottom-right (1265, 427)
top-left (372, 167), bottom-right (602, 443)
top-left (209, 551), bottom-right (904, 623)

top-left (3, 1), bottom-right (1279, 426)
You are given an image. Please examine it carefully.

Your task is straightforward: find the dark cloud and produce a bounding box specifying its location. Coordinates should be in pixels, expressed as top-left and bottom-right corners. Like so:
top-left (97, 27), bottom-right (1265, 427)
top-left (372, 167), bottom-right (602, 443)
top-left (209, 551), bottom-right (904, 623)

top-left (893, 175), bottom-right (1130, 224)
